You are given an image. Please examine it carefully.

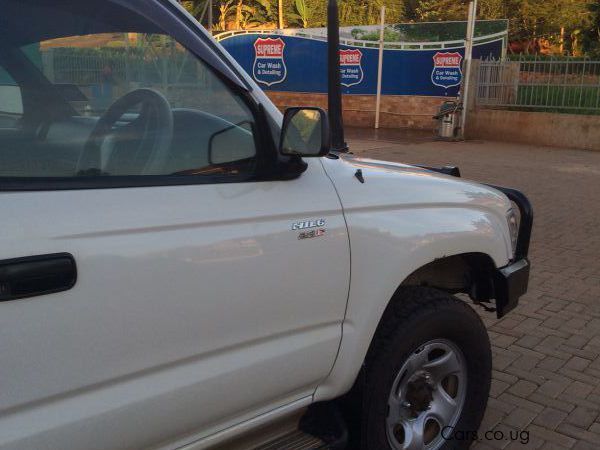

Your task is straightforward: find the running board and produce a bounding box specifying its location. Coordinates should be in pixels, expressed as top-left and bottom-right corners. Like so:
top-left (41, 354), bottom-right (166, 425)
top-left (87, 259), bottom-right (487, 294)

top-left (252, 430), bottom-right (326, 450)
top-left (253, 403), bottom-right (348, 450)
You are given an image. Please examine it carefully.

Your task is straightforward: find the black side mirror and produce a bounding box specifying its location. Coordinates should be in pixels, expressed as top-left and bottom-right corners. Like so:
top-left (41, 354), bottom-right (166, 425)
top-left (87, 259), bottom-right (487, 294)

top-left (279, 107), bottom-right (330, 157)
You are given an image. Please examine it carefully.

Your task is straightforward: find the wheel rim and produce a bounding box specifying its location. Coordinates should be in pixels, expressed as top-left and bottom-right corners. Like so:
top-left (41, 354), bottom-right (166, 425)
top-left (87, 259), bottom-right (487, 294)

top-left (385, 339), bottom-right (467, 450)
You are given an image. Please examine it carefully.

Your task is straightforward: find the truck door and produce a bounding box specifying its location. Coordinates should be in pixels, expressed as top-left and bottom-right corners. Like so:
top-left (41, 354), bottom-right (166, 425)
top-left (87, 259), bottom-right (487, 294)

top-left (0, 1), bottom-right (350, 449)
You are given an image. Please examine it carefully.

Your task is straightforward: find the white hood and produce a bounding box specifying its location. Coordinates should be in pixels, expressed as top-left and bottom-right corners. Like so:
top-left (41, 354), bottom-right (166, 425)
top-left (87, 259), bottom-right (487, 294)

top-left (322, 153), bottom-right (512, 215)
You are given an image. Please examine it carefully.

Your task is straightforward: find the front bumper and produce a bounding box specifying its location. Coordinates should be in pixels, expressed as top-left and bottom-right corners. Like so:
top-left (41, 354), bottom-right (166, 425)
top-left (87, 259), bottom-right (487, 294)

top-left (488, 185), bottom-right (534, 318)
top-left (494, 258), bottom-right (530, 318)
top-left (419, 166), bottom-right (534, 318)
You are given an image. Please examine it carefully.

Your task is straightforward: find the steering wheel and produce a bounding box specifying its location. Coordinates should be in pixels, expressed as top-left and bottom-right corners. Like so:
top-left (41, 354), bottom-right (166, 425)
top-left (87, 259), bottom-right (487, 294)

top-left (78, 89), bottom-right (174, 176)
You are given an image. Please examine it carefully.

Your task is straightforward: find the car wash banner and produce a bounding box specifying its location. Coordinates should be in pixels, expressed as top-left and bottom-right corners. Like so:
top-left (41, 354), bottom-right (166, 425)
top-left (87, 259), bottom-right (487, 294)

top-left (219, 32), bottom-right (503, 96)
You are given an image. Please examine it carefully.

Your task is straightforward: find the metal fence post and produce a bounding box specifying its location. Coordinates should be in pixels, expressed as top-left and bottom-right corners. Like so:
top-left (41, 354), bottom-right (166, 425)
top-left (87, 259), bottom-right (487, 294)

top-left (374, 6), bottom-right (385, 129)
top-left (460, 0), bottom-right (478, 138)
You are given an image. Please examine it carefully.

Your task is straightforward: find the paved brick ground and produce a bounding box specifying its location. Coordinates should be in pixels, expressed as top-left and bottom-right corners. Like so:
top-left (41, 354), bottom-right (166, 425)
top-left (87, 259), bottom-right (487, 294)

top-left (346, 128), bottom-right (600, 450)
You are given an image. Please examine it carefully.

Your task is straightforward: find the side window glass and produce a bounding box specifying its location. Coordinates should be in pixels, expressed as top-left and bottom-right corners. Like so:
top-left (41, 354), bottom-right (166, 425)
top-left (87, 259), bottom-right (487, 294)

top-left (0, 28), bottom-right (257, 179)
top-left (0, 66), bottom-right (23, 128)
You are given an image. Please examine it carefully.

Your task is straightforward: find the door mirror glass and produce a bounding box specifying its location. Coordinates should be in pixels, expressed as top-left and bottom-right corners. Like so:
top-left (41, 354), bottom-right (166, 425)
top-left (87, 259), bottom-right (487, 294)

top-left (280, 107), bottom-right (329, 157)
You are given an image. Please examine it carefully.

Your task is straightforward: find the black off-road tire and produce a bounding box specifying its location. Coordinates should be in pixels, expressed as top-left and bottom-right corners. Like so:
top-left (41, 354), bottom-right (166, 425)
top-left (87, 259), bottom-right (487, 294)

top-left (362, 287), bottom-right (492, 450)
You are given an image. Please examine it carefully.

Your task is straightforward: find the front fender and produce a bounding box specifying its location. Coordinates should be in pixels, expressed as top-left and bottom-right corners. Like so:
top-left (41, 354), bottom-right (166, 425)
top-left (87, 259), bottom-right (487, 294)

top-left (316, 158), bottom-right (512, 401)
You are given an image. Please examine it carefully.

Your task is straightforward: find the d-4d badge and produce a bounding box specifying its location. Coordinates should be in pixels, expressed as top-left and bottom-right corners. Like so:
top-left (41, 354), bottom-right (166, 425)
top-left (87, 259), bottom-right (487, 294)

top-left (253, 37), bottom-right (287, 87)
top-left (431, 52), bottom-right (463, 89)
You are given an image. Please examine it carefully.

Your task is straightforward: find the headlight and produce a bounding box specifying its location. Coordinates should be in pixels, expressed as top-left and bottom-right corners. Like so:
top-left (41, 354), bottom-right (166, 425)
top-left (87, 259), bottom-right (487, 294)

top-left (507, 208), bottom-right (519, 257)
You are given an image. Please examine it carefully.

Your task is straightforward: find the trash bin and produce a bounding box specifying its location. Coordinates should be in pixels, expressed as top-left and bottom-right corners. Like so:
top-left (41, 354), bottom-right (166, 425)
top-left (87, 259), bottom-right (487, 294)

top-left (433, 101), bottom-right (462, 139)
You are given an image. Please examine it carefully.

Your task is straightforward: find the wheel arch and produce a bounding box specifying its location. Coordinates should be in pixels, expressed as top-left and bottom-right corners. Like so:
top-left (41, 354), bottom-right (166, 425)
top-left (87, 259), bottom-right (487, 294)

top-left (401, 252), bottom-right (498, 303)
top-left (314, 251), bottom-right (500, 403)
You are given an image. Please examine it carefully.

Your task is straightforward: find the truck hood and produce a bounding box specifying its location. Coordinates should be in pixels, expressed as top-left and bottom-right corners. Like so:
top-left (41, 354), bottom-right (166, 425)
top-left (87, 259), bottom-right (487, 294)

top-left (321, 153), bottom-right (512, 214)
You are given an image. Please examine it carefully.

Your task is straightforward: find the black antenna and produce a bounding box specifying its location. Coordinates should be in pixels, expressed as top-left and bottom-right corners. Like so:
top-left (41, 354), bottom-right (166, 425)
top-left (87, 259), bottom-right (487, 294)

top-left (327, 0), bottom-right (348, 152)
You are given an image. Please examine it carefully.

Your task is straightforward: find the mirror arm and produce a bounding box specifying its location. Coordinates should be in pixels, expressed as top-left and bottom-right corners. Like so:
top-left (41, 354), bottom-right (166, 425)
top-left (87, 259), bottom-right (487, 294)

top-left (260, 155), bottom-right (307, 181)
top-left (279, 155), bottom-right (308, 179)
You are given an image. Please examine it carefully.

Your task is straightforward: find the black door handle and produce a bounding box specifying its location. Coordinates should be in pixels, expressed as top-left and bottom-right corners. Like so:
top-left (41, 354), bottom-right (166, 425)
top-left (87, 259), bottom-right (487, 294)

top-left (0, 253), bottom-right (77, 302)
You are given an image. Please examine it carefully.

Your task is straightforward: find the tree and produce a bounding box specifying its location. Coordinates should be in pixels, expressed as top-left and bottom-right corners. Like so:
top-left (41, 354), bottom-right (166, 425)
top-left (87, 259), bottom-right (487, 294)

top-left (478, 0), bottom-right (504, 20)
top-left (582, 0), bottom-right (600, 56)
top-left (253, 0), bottom-right (280, 26)
top-left (503, 0), bottom-right (593, 54)
top-left (414, 0), bottom-right (467, 21)
top-left (289, 0), bottom-right (311, 28)
top-left (179, 0), bottom-right (600, 54)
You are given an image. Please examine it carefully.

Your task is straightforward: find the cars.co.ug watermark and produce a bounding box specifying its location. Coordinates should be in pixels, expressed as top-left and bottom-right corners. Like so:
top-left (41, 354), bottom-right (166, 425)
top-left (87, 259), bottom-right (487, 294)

top-left (442, 426), bottom-right (530, 445)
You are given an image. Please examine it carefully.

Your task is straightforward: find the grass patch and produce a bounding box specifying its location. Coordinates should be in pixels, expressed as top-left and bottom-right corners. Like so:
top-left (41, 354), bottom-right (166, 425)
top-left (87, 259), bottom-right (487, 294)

top-left (515, 85), bottom-right (600, 115)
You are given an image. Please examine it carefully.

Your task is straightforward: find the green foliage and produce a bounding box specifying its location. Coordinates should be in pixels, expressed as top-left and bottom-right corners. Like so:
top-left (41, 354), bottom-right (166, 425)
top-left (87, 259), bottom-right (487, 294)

top-left (582, 1), bottom-right (600, 56)
top-left (178, 0), bottom-right (600, 56)
top-left (289, 0), bottom-right (312, 28)
top-left (352, 27), bottom-right (402, 41)
top-left (253, 0), bottom-right (279, 24)
top-left (392, 20), bottom-right (507, 42)
top-left (414, 0), bottom-right (467, 21)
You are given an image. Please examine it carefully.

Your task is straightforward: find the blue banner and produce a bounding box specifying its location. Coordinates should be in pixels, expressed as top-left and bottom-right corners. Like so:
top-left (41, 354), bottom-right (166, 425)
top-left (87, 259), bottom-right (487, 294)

top-left (220, 34), bottom-right (502, 97)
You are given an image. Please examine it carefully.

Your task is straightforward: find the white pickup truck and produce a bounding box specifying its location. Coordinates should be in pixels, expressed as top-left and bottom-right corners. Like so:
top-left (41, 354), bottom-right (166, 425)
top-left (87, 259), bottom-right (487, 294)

top-left (0, 1), bottom-right (532, 449)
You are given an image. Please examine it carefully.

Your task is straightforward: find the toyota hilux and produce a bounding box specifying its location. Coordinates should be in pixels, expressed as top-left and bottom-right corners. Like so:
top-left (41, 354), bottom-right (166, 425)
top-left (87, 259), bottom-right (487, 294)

top-left (0, 1), bottom-right (531, 449)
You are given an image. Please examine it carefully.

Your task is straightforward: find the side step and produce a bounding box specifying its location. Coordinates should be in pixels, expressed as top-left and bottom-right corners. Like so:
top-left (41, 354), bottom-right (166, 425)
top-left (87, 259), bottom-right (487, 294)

top-left (253, 403), bottom-right (348, 450)
top-left (252, 430), bottom-right (326, 450)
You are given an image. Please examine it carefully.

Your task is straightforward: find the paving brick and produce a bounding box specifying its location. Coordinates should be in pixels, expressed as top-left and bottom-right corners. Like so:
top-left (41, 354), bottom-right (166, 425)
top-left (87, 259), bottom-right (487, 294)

top-left (573, 441), bottom-right (599, 450)
top-left (527, 424), bottom-right (576, 448)
top-left (533, 407), bottom-right (568, 430)
top-left (488, 397), bottom-right (518, 415)
top-left (530, 368), bottom-right (571, 385)
top-left (504, 432), bottom-right (545, 450)
top-left (504, 366), bottom-right (546, 385)
top-left (498, 393), bottom-right (544, 414)
top-left (556, 422), bottom-right (600, 444)
top-left (516, 335), bottom-right (544, 349)
top-left (512, 344), bottom-right (547, 360)
top-left (559, 346), bottom-right (599, 361)
top-left (537, 356), bottom-right (567, 372)
top-left (588, 422), bottom-right (600, 433)
top-left (565, 318), bottom-right (589, 330)
top-left (472, 443), bottom-right (497, 450)
top-left (556, 393), bottom-right (600, 414)
top-left (497, 317), bottom-right (523, 330)
top-left (493, 334), bottom-right (518, 348)
top-left (511, 355), bottom-right (540, 371)
top-left (509, 380), bottom-right (539, 398)
top-left (479, 404), bottom-right (507, 431)
top-left (540, 335), bottom-right (567, 349)
top-left (492, 370), bottom-right (519, 385)
top-left (566, 335), bottom-right (592, 350)
top-left (562, 381), bottom-right (595, 399)
top-left (558, 369), bottom-right (599, 387)
top-left (503, 408), bottom-right (538, 429)
top-left (536, 379), bottom-right (569, 399)
top-left (564, 407), bottom-right (598, 430)
top-left (538, 445), bottom-right (572, 450)
top-left (583, 367), bottom-right (600, 381)
top-left (564, 356), bottom-right (592, 372)
top-left (490, 379), bottom-right (511, 398)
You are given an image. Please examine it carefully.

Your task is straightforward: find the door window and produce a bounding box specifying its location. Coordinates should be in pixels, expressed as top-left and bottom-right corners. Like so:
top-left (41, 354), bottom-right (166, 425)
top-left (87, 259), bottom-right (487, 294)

top-left (0, 1), bottom-right (259, 182)
top-left (0, 67), bottom-right (23, 128)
